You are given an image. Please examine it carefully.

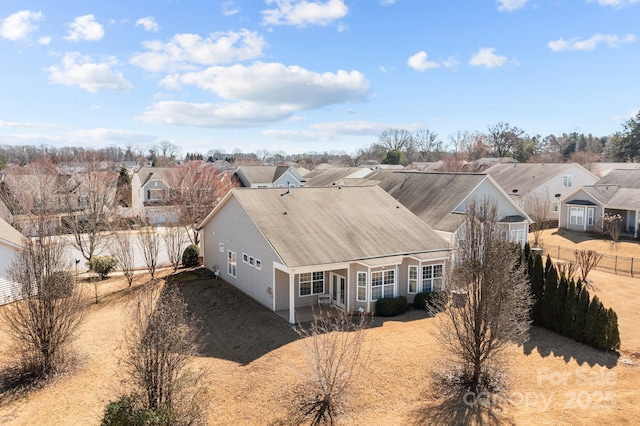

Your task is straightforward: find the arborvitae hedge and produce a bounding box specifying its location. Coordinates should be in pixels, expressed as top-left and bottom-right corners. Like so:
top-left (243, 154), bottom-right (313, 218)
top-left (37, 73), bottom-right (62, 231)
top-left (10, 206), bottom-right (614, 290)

top-left (526, 251), bottom-right (620, 352)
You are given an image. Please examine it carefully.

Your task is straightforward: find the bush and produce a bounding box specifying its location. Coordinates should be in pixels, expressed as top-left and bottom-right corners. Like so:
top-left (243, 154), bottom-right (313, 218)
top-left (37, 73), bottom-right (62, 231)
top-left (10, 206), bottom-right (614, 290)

top-left (101, 394), bottom-right (172, 426)
top-left (88, 255), bottom-right (118, 280)
top-left (182, 244), bottom-right (200, 268)
top-left (375, 296), bottom-right (408, 317)
top-left (414, 291), bottom-right (448, 312)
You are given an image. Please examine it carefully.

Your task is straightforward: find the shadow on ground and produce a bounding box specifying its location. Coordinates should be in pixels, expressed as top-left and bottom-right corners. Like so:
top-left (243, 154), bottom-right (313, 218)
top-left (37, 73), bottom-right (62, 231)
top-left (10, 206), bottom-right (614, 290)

top-left (170, 268), bottom-right (298, 365)
top-left (410, 390), bottom-right (511, 426)
top-left (522, 326), bottom-right (618, 368)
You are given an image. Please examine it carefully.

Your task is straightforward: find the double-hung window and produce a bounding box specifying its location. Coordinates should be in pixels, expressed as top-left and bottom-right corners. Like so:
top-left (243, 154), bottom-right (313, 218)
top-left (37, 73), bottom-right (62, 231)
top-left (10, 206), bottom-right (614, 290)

top-left (371, 270), bottom-right (395, 301)
top-left (357, 272), bottom-right (367, 301)
top-left (408, 266), bottom-right (418, 293)
top-left (421, 265), bottom-right (443, 292)
top-left (299, 272), bottom-right (324, 296)
top-left (569, 207), bottom-right (584, 225)
top-left (227, 251), bottom-right (237, 277)
top-left (587, 208), bottom-right (595, 227)
top-left (563, 175), bottom-right (573, 188)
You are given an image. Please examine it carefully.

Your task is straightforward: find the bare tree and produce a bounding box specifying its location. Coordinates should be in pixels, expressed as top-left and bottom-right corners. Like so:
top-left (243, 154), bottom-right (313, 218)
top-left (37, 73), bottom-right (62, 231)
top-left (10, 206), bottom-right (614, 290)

top-left (166, 162), bottom-right (239, 245)
top-left (137, 226), bottom-right (160, 279)
top-left (119, 282), bottom-right (206, 425)
top-left (158, 140), bottom-right (180, 160)
top-left (2, 236), bottom-right (86, 379)
top-left (291, 309), bottom-right (368, 426)
top-left (64, 159), bottom-right (117, 261)
top-left (378, 128), bottom-right (414, 151)
top-left (434, 200), bottom-right (532, 394)
top-left (111, 229), bottom-right (136, 287)
top-left (487, 122), bottom-right (525, 158)
top-left (413, 129), bottom-right (443, 162)
top-left (556, 261), bottom-right (578, 281)
top-left (523, 188), bottom-right (552, 247)
top-left (163, 224), bottom-right (187, 271)
top-left (574, 249), bottom-right (603, 283)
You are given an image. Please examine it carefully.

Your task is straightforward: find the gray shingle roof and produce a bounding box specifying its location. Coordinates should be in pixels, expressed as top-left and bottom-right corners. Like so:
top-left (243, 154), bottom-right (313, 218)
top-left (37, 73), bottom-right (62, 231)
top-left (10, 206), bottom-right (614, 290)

top-left (596, 169), bottom-right (640, 189)
top-left (370, 171), bottom-right (489, 233)
top-left (484, 163), bottom-right (577, 195)
top-left (304, 167), bottom-right (374, 187)
top-left (0, 217), bottom-right (24, 248)
top-left (228, 186), bottom-right (450, 268)
top-left (136, 167), bottom-right (174, 186)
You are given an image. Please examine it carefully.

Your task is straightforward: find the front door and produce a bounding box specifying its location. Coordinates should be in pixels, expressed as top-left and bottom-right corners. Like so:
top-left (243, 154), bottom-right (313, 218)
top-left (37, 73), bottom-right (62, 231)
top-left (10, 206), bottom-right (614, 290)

top-left (331, 273), bottom-right (346, 308)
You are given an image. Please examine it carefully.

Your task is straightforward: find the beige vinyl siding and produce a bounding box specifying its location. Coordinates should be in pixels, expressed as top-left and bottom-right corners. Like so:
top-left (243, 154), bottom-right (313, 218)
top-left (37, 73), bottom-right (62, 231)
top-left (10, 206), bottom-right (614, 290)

top-left (202, 196), bottom-right (283, 310)
top-left (0, 243), bottom-right (19, 305)
top-left (274, 268), bottom-right (289, 311)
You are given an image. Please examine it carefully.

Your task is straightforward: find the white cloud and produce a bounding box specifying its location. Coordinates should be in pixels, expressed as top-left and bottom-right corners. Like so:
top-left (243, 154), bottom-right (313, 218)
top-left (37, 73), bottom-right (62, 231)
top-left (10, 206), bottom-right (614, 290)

top-left (262, 129), bottom-right (327, 141)
top-left (69, 128), bottom-right (156, 144)
top-left (139, 63), bottom-right (369, 128)
top-left (469, 47), bottom-right (508, 68)
top-left (592, 0), bottom-right (639, 8)
top-left (379, 0), bottom-right (399, 4)
top-left (0, 120), bottom-right (60, 129)
top-left (310, 120), bottom-right (390, 136)
top-left (0, 10), bottom-right (43, 41)
top-left (548, 33), bottom-right (636, 51)
top-left (222, 1), bottom-right (240, 16)
top-left (407, 51), bottom-right (440, 71)
top-left (172, 62), bottom-right (370, 109)
top-left (38, 36), bottom-right (51, 45)
top-left (64, 14), bottom-right (104, 42)
top-left (135, 16), bottom-right (159, 32)
top-left (46, 52), bottom-right (133, 93)
top-left (262, 0), bottom-right (348, 27)
top-left (497, 0), bottom-right (528, 11)
top-left (137, 101), bottom-right (294, 128)
top-left (130, 29), bottom-right (266, 72)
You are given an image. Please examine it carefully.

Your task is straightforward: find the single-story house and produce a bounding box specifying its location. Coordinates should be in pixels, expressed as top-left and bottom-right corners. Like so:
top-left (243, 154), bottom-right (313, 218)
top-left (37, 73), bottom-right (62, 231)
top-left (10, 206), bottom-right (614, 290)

top-left (0, 217), bottom-right (24, 305)
top-left (199, 186), bottom-right (451, 323)
top-left (484, 162), bottom-right (599, 222)
top-left (559, 169), bottom-right (640, 237)
top-left (351, 170), bottom-right (532, 248)
top-left (234, 165), bottom-right (307, 188)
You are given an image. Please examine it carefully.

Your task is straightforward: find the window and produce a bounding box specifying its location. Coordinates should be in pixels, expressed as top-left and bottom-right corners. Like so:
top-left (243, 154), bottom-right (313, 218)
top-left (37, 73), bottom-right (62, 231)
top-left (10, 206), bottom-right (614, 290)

top-left (422, 265), bottom-right (443, 292)
top-left (552, 202), bottom-right (559, 212)
top-left (570, 207), bottom-right (584, 225)
top-left (357, 272), bottom-right (367, 301)
top-left (587, 208), bottom-right (594, 226)
top-left (371, 270), bottom-right (395, 301)
top-left (510, 229), bottom-right (524, 245)
top-left (219, 243), bottom-right (224, 252)
top-left (249, 256), bottom-right (255, 266)
top-left (299, 271), bottom-right (324, 296)
top-left (227, 251), bottom-right (237, 277)
top-left (563, 175), bottom-right (573, 188)
top-left (148, 189), bottom-right (164, 201)
top-left (242, 253), bottom-right (248, 263)
top-left (408, 266), bottom-right (418, 293)
top-left (255, 259), bottom-right (261, 270)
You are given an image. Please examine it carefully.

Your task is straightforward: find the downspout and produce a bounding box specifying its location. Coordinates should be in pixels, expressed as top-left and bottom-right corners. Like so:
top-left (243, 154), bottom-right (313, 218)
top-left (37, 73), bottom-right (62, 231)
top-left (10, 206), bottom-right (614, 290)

top-left (289, 272), bottom-right (295, 324)
top-left (366, 266), bottom-right (371, 313)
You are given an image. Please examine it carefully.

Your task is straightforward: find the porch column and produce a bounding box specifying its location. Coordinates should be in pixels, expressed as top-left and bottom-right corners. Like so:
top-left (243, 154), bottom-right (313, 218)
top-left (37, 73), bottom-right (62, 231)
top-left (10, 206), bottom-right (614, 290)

top-left (289, 272), bottom-right (295, 324)
top-left (636, 210), bottom-right (639, 239)
top-left (366, 266), bottom-right (371, 313)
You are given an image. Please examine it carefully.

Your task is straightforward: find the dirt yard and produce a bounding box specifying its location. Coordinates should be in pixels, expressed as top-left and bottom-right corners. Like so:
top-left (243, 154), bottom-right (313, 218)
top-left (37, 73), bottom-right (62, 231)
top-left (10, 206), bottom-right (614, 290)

top-left (0, 231), bottom-right (639, 425)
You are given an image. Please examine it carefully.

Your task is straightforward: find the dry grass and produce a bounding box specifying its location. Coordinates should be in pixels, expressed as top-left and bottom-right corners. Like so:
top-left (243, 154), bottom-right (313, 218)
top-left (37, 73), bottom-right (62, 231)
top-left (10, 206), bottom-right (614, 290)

top-left (0, 231), bottom-right (639, 425)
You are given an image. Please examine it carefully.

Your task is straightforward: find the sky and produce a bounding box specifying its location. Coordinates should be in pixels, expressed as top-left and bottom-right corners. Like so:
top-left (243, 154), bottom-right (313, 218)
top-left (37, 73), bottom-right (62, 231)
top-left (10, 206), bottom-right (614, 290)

top-left (0, 0), bottom-right (639, 156)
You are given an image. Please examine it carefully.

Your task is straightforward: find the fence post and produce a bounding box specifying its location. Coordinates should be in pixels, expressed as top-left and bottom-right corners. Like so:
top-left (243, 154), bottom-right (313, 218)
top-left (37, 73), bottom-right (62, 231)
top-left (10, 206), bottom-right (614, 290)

top-left (615, 256), bottom-right (617, 275)
top-left (632, 257), bottom-right (634, 278)
top-left (557, 246), bottom-right (560, 259)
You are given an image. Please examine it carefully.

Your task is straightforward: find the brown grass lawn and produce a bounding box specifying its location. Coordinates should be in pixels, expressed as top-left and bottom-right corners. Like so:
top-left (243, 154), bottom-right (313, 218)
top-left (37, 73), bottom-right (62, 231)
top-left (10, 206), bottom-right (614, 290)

top-left (0, 231), bottom-right (639, 425)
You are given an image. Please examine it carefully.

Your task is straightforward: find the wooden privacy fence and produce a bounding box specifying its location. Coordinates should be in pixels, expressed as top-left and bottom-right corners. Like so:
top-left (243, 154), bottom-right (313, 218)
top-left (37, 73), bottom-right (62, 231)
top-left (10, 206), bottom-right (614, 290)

top-left (541, 244), bottom-right (639, 278)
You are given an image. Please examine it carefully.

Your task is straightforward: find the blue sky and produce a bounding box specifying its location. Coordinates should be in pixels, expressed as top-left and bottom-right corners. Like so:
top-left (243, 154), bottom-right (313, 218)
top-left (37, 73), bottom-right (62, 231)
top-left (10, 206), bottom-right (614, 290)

top-left (0, 0), bottom-right (638, 156)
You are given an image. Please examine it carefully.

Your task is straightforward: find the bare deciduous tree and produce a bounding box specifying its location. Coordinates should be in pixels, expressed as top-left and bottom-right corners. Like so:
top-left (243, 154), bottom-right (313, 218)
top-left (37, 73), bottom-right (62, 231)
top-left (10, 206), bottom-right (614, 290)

top-left (414, 129), bottom-right (443, 162)
top-left (434, 200), bottom-right (532, 394)
top-left (166, 162), bottom-right (238, 245)
top-left (487, 122), bottom-right (525, 158)
top-left (137, 226), bottom-right (160, 279)
top-left (2, 237), bottom-right (86, 379)
top-left (64, 159), bottom-right (117, 261)
top-left (574, 249), bottom-right (603, 283)
top-left (523, 188), bottom-right (552, 247)
top-left (378, 128), bottom-right (414, 151)
top-left (111, 229), bottom-right (136, 287)
top-left (291, 309), bottom-right (368, 426)
top-left (163, 224), bottom-right (187, 271)
top-left (120, 282), bottom-right (206, 425)
top-left (556, 260), bottom-right (578, 281)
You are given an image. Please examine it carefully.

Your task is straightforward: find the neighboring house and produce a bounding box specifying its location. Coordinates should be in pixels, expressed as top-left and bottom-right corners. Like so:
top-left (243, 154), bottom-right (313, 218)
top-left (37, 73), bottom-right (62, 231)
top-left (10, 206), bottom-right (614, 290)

top-left (234, 165), bottom-right (306, 188)
top-left (0, 217), bottom-right (24, 305)
top-left (559, 169), bottom-right (640, 238)
top-left (130, 167), bottom-right (178, 224)
top-left (199, 186), bottom-right (451, 323)
top-left (484, 162), bottom-right (599, 222)
top-left (592, 162), bottom-right (640, 178)
top-left (303, 166), bottom-right (375, 187)
top-left (362, 171), bottom-right (532, 248)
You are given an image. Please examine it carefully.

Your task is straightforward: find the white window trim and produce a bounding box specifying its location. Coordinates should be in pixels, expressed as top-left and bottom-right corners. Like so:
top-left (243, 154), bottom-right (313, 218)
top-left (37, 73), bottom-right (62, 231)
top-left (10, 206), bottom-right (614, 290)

top-left (421, 264), bottom-right (444, 293)
top-left (570, 207), bottom-right (584, 225)
top-left (242, 253), bottom-right (248, 263)
top-left (563, 175), bottom-right (573, 188)
top-left (408, 265), bottom-right (418, 294)
top-left (227, 250), bottom-right (237, 277)
top-left (255, 259), bottom-right (261, 270)
top-left (299, 271), bottom-right (325, 297)
top-left (371, 269), bottom-right (395, 301)
top-left (219, 242), bottom-right (224, 252)
top-left (357, 271), bottom-right (367, 302)
top-left (587, 207), bottom-right (595, 227)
